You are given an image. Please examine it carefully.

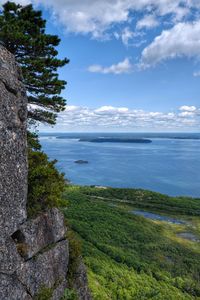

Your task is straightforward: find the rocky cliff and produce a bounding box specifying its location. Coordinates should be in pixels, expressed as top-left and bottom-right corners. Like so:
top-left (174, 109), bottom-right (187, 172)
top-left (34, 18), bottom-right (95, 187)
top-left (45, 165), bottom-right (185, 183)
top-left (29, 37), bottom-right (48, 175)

top-left (0, 45), bottom-right (91, 300)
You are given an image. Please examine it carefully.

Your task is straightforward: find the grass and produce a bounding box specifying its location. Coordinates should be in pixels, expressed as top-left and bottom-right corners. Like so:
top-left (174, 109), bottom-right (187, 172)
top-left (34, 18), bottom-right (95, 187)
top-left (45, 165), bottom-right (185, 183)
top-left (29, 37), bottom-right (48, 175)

top-left (63, 186), bottom-right (200, 300)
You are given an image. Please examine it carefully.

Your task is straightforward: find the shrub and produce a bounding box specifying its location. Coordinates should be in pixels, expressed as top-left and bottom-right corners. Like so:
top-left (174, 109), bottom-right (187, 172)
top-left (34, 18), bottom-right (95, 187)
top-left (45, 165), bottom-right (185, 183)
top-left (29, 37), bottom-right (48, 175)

top-left (27, 132), bottom-right (66, 217)
top-left (61, 288), bottom-right (78, 300)
top-left (34, 286), bottom-right (53, 300)
top-left (66, 230), bottom-right (82, 285)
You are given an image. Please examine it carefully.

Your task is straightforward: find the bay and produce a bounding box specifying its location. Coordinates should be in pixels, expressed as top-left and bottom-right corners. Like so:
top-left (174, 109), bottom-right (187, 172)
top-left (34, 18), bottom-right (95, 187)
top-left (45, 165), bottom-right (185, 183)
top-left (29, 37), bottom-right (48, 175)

top-left (39, 132), bottom-right (200, 198)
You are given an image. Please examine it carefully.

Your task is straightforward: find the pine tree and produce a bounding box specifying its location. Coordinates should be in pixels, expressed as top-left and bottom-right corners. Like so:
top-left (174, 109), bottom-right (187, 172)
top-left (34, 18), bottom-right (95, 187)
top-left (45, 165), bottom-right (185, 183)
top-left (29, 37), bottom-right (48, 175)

top-left (0, 1), bottom-right (69, 124)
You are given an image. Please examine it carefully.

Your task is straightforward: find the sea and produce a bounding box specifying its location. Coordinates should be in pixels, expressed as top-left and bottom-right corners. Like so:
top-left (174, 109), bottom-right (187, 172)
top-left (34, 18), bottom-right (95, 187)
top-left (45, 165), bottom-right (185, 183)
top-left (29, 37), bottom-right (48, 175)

top-left (39, 132), bottom-right (200, 198)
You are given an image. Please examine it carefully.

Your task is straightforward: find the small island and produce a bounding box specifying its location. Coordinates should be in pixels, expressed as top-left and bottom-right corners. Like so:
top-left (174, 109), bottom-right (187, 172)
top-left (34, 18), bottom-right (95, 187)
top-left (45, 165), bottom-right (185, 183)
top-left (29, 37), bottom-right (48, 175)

top-left (79, 138), bottom-right (152, 143)
top-left (74, 160), bottom-right (89, 164)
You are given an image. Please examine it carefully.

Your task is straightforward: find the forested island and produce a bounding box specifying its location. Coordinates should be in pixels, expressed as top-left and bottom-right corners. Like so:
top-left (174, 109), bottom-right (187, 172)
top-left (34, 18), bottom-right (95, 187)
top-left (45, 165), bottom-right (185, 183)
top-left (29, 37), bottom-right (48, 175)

top-left (79, 138), bottom-right (152, 143)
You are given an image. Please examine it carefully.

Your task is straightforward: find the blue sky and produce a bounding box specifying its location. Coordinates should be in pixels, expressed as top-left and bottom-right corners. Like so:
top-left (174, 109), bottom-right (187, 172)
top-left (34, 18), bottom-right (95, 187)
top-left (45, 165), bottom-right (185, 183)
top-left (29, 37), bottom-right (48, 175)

top-left (4, 0), bottom-right (200, 132)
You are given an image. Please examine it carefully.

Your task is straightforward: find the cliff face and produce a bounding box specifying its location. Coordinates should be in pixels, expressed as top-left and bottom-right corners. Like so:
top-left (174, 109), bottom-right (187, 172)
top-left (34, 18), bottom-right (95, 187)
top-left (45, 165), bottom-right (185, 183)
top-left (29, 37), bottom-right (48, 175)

top-left (0, 44), bottom-right (27, 236)
top-left (0, 45), bottom-right (91, 300)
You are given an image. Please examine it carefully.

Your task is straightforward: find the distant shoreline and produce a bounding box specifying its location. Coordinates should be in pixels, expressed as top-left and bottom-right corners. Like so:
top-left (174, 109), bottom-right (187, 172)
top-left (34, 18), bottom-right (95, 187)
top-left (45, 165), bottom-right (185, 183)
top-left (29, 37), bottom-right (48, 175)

top-left (51, 134), bottom-right (200, 141)
top-left (79, 138), bottom-right (152, 143)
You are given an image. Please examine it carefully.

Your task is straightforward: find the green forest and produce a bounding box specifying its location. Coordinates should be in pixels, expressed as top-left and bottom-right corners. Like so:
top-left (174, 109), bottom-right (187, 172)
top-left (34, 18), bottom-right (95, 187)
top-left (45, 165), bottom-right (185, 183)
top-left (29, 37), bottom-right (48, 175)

top-left (63, 186), bottom-right (200, 300)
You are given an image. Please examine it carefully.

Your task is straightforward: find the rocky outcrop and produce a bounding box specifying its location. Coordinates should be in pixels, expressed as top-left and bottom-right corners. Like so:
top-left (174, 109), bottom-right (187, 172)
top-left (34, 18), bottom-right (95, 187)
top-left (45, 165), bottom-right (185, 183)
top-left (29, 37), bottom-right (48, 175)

top-left (17, 240), bottom-right (69, 296)
top-left (0, 45), bottom-right (91, 300)
top-left (0, 44), bottom-right (27, 236)
top-left (0, 208), bottom-right (69, 299)
top-left (0, 45), bottom-right (68, 299)
top-left (72, 261), bottom-right (92, 300)
top-left (13, 208), bottom-right (66, 259)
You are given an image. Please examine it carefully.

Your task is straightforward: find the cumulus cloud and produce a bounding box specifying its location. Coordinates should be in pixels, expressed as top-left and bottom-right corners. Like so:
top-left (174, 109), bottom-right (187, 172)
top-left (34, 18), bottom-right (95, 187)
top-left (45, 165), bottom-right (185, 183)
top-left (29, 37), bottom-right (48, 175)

top-left (178, 105), bottom-right (199, 118)
top-left (136, 15), bottom-right (159, 29)
top-left (38, 1), bottom-right (199, 37)
top-left (179, 105), bottom-right (197, 112)
top-left (95, 106), bottom-right (129, 113)
top-left (2, 0), bottom-right (200, 69)
top-left (43, 104), bottom-right (200, 131)
top-left (88, 58), bottom-right (133, 74)
top-left (1, 0), bottom-right (199, 38)
top-left (141, 21), bottom-right (200, 68)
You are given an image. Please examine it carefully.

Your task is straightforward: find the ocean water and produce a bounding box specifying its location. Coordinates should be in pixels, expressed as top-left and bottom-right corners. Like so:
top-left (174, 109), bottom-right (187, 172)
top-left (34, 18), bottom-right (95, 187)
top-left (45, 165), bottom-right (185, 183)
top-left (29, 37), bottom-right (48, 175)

top-left (39, 132), bottom-right (200, 198)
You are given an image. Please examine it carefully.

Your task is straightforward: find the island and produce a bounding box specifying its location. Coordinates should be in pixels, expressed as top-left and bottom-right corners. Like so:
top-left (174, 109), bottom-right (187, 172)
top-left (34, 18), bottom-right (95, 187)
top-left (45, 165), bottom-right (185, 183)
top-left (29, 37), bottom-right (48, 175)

top-left (79, 138), bottom-right (152, 143)
top-left (74, 160), bottom-right (89, 164)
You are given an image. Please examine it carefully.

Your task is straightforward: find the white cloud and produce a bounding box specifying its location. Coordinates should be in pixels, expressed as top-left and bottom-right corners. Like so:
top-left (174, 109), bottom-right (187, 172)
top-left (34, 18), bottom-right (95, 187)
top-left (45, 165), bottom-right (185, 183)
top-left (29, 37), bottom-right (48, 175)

top-left (115, 27), bottom-right (146, 47)
top-left (114, 29), bottom-right (146, 49)
top-left (178, 106), bottom-right (199, 117)
top-left (95, 106), bottom-right (129, 113)
top-left (2, 0), bottom-right (200, 69)
top-left (0, 0), bottom-right (31, 4)
top-left (179, 111), bottom-right (194, 117)
top-left (136, 15), bottom-right (159, 29)
top-left (88, 58), bottom-right (133, 74)
top-left (28, 103), bottom-right (46, 111)
top-left (1, 0), bottom-right (199, 38)
top-left (179, 105), bottom-right (197, 112)
top-left (37, 0), bottom-right (200, 37)
top-left (41, 104), bottom-right (200, 131)
top-left (121, 27), bottom-right (135, 46)
top-left (141, 21), bottom-right (200, 68)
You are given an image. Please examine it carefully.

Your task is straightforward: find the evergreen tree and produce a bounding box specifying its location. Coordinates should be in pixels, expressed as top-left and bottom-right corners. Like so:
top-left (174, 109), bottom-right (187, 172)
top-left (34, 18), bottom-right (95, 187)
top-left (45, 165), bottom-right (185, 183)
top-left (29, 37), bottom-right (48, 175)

top-left (0, 1), bottom-right (69, 124)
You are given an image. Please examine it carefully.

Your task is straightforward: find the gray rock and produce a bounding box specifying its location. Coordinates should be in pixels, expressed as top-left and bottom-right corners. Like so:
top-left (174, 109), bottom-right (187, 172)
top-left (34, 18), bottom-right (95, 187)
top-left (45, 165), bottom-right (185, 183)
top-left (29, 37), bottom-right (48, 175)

top-left (17, 240), bottom-right (69, 296)
top-left (13, 208), bottom-right (66, 259)
top-left (0, 45), bottom-right (27, 236)
top-left (52, 279), bottom-right (68, 300)
top-left (0, 273), bottom-right (32, 300)
top-left (0, 237), bottom-right (22, 274)
top-left (73, 261), bottom-right (92, 300)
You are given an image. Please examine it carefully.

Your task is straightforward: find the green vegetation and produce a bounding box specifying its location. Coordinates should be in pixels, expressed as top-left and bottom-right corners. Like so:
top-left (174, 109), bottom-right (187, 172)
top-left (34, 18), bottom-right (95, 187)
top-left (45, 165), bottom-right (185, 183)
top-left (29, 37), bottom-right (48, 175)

top-left (0, 1), bottom-right (69, 217)
top-left (27, 149), bottom-right (65, 217)
top-left (83, 187), bottom-right (200, 216)
top-left (34, 286), bottom-right (53, 300)
top-left (61, 288), bottom-right (78, 300)
top-left (63, 186), bottom-right (200, 300)
top-left (66, 229), bottom-right (82, 286)
top-left (27, 133), bottom-right (65, 217)
top-left (0, 1), bottom-right (69, 124)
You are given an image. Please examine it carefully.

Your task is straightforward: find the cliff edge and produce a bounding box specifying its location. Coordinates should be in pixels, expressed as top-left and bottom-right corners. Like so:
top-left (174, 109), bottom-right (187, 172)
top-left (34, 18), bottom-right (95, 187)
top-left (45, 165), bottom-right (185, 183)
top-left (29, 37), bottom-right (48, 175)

top-left (0, 45), bottom-right (91, 300)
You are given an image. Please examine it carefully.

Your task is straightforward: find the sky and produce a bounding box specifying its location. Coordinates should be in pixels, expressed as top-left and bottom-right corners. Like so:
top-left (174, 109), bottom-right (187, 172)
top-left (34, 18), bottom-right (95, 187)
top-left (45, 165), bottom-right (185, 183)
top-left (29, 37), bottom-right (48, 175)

top-left (2, 0), bottom-right (200, 132)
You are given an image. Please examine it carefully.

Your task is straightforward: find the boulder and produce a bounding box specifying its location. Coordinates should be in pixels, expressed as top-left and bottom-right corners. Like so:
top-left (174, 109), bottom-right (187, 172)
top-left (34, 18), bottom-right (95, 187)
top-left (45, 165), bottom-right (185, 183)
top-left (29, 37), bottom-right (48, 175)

top-left (12, 208), bottom-right (66, 259)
